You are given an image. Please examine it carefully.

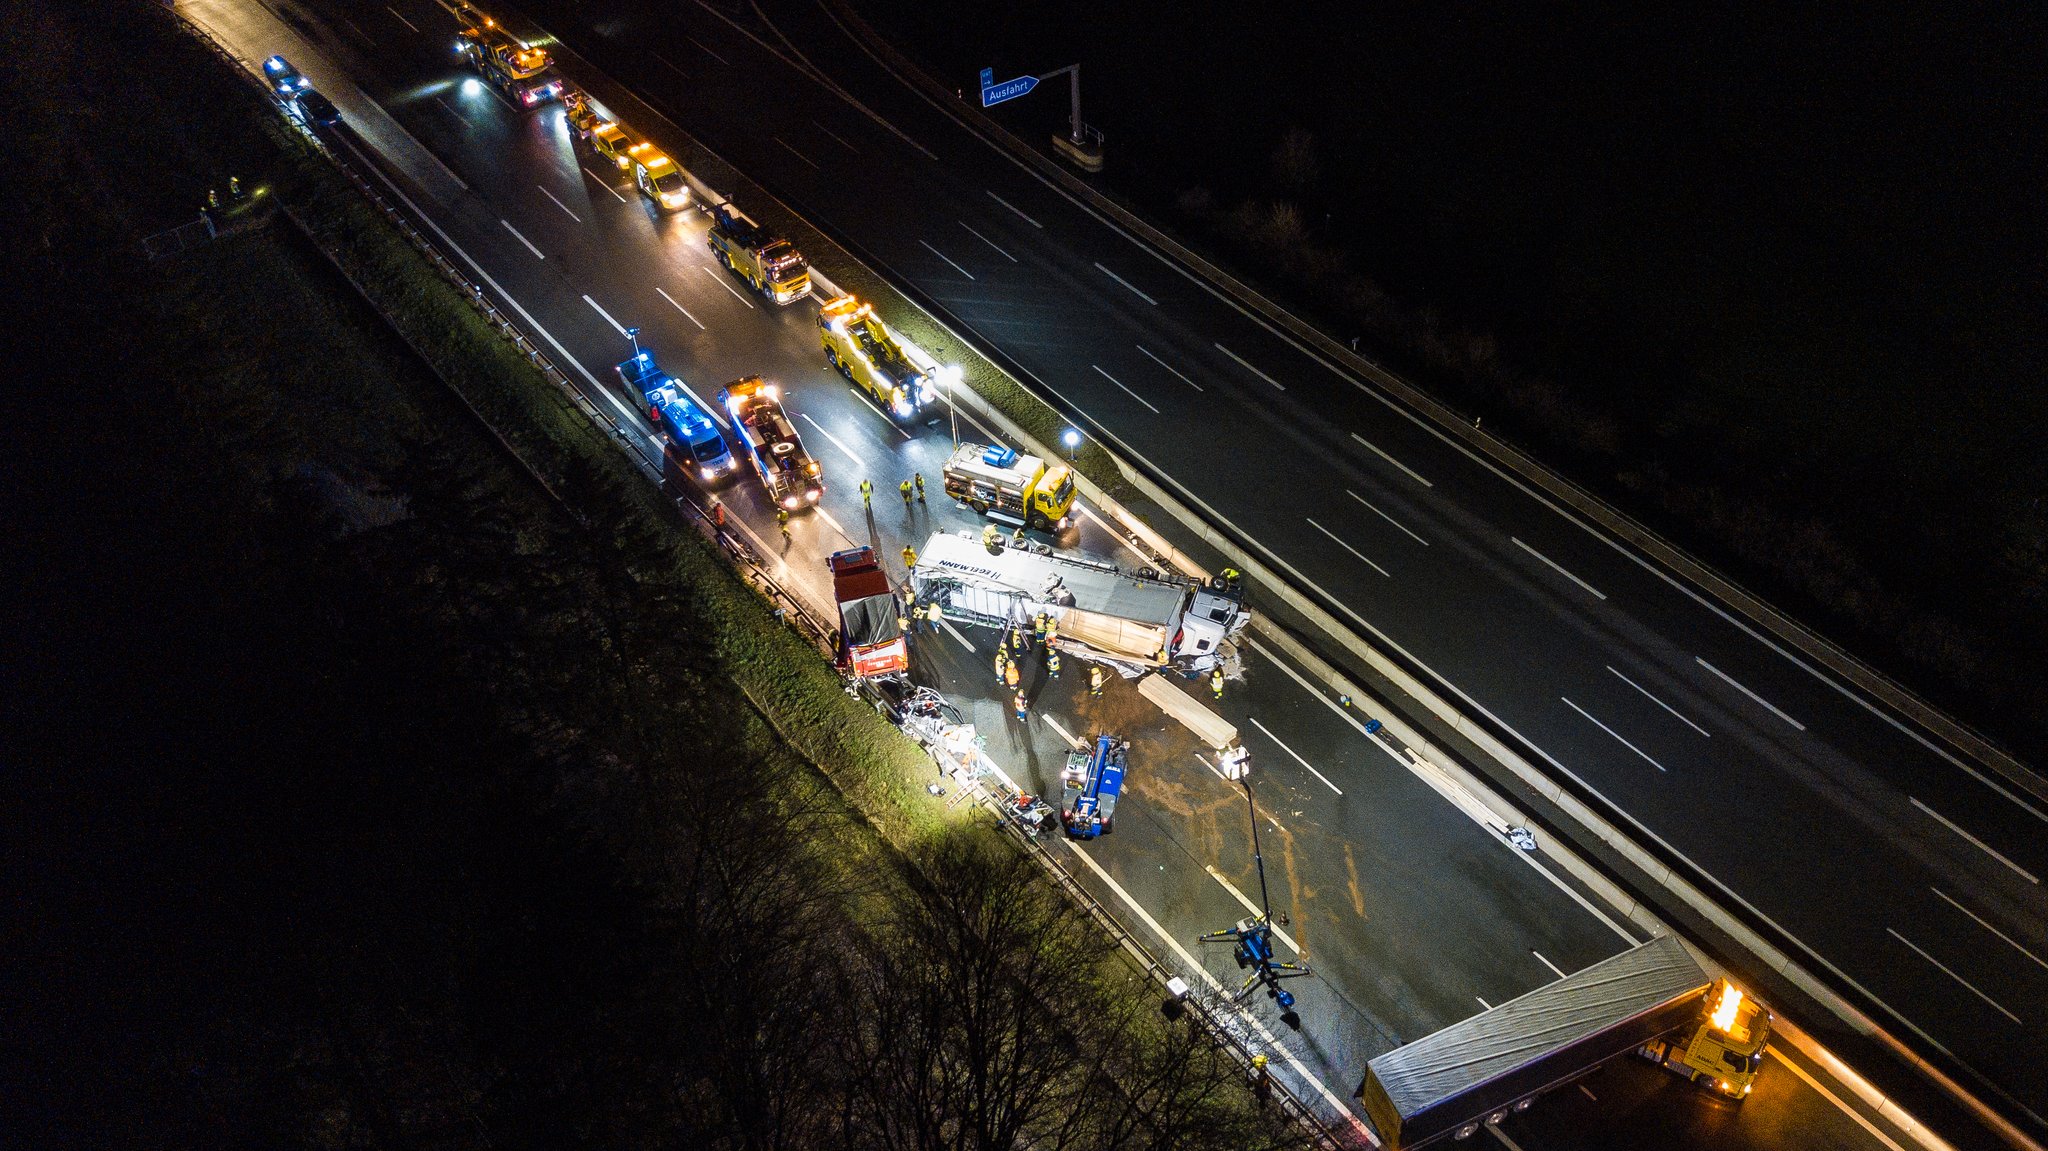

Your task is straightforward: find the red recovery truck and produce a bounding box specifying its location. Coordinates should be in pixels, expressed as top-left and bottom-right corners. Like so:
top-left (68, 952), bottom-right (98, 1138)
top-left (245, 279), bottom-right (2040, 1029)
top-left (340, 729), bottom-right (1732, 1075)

top-left (828, 547), bottom-right (908, 680)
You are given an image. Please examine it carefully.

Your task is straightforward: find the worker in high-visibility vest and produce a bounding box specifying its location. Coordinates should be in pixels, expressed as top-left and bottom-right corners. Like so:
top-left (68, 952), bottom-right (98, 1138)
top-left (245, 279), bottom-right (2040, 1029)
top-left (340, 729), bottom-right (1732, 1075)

top-left (995, 648), bottom-right (1009, 683)
top-left (776, 508), bottom-right (791, 539)
top-left (982, 522), bottom-right (1002, 552)
top-left (925, 601), bottom-right (944, 634)
top-left (1047, 649), bottom-right (1061, 678)
top-left (860, 478), bottom-right (873, 506)
top-left (1032, 613), bottom-right (1048, 646)
top-left (899, 479), bottom-right (914, 506)
top-left (1010, 625), bottom-right (1026, 655)
top-left (913, 472), bottom-right (927, 503)
top-left (1004, 660), bottom-right (1021, 691)
top-left (897, 607), bottom-right (910, 636)
top-left (1089, 665), bottom-right (1105, 698)
top-left (902, 545), bottom-right (918, 569)
top-left (1014, 690), bottom-right (1029, 720)
top-left (1044, 616), bottom-right (1057, 649)
top-left (1210, 666), bottom-right (1225, 700)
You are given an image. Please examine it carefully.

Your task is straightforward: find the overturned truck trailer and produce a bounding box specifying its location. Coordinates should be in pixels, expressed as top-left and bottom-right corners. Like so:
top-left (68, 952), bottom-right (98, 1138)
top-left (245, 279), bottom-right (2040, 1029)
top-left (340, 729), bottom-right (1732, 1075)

top-left (1358, 936), bottom-right (1731, 1147)
top-left (909, 531), bottom-right (1246, 674)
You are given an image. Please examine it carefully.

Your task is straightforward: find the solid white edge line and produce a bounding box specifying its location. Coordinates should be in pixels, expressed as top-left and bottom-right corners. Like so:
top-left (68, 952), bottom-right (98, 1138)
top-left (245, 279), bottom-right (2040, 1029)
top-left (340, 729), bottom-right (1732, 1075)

top-left (1095, 261), bottom-right (1158, 305)
top-left (811, 503), bottom-right (853, 546)
top-left (940, 618), bottom-right (974, 650)
top-left (920, 238), bottom-right (976, 280)
top-left (1512, 536), bottom-right (1608, 601)
top-left (500, 218), bottom-right (543, 259)
top-left (699, 264), bottom-right (757, 307)
top-left (581, 165), bottom-right (629, 203)
top-left (1348, 431), bottom-right (1432, 487)
top-left (1134, 343), bottom-right (1204, 391)
top-left (1531, 949), bottom-right (1569, 980)
top-left (1092, 364), bottom-right (1160, 414)
top-left (1250, 638), bottom-right (1641, 946)
top-left (1886, 928), bottom-right (2022, 1025)
top-left (330, 135), bottom-right (649, 444)
top-left (1245, 716), bottom-right (1343, 795)
top-left (1696, 657), bottom-right (1806, 731)
top-left (1929, 887), bottom-right (2048, 970)
top-left (1059, 839), bottom-right (1376, 1142)
top-left (1305, 516), bottom-right (1391, 579)
top-left (1562, 697), bottom-right (1668, 773)
top-left (1909, 798), bottom-right (2040, 884)
top-left (692, 1), bottom-right (936, 159)
top-left (988, 190), bottom-right (1042, 228)
top-left (959, 219), bottom-right (1017, 262)
top-left (1477, 995), bottom-right (1493, 1010)
top-left (1607, 665), bottom-right (1711, 737)
top-left (1767, 1044), bottom-right (1910, 1151)
top-left (773, 135), bottom-right (821, 170)
top-left (654, 286), bottom-right (705, 331)
top-left (1346, 488), bottom-right (1428, 545)
top-left (653, 51), bottom-right (688, 78)
top-left (814, 120), bottom-right (860, 154)
top-left (383, 4), bottom-right (419, 33)
top-left (536, 183), bottom-right (581, 222)
top-left (1214, 342), bottom-right (1286, 391)
top-left (686, 34), bottom-right (730, 66)
top-left (849, 389), bottom-right (912, 438)
top-left (798, 412), bottom-right (864, 469)
top-left (1203, 865), bottom-right (1301, 953)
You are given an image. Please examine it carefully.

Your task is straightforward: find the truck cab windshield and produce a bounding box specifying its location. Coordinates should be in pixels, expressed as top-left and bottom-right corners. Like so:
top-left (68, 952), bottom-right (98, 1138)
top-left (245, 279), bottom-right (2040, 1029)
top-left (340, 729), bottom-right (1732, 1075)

top-left (690, 434), bottom-right (727, 464)
top-left (653, 171), bottom-right (685, 198)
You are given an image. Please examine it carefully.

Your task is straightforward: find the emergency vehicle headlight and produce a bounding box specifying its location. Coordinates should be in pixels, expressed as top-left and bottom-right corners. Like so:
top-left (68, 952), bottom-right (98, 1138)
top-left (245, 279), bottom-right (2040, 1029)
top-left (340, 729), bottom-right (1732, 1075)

top-left (615, 154), bottom-right (630, 169)
top-left (782, 496), bottom-right (800, 509)
top-left (662, 191), bottom-right (688, 208)
top-left (893, 396), bottom-right (914, 417)
top-left (806, 490), bottom-right (820, 502)
top-left (699, 467), bottom-right (715, 482)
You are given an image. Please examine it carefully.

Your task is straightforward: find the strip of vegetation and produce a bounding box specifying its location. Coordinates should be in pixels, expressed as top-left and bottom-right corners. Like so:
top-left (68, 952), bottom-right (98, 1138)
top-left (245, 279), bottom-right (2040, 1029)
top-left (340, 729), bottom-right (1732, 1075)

top-left (8, 1), bottom-right (1308, 1145)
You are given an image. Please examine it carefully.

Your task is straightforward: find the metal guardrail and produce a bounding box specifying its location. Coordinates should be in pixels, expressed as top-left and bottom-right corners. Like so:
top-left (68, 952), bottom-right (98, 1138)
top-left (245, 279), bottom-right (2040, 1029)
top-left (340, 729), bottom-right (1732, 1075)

top-left (173, 8), bottom-right (1346, 1142)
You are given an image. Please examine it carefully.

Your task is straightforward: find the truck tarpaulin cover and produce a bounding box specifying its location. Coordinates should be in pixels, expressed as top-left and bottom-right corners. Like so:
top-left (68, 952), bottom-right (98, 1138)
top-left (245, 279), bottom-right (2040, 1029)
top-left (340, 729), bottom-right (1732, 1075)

top-left (1359, 935), bottom-right (1709, 1147)
top-left (839, 594), bottom-right (900, 650)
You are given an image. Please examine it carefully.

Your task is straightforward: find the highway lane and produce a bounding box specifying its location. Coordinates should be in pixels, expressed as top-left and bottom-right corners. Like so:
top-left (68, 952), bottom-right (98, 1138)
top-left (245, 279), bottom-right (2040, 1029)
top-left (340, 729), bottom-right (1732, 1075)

top-left (183, 1), bottom-right (1920, 1146)
top-left (500, 0), bottom-right (2048, 1129)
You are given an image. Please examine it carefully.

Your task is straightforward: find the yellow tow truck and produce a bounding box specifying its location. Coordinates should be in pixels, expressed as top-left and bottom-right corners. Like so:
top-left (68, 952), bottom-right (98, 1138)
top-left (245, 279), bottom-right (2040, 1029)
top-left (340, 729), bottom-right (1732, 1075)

top-left (562, 91), bottom-right (687, 212)
top-left (818, 294), bottom-right (949, 420)
top-left (941, 442), bottom-right (1075, 531)
top-left (707, 200), bottom-right (810, 304)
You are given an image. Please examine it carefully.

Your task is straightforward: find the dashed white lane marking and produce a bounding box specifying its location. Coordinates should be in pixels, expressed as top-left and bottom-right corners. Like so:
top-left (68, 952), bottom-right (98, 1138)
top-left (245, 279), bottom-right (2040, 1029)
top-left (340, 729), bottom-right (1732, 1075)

top-left (1562, 697), bottom-right (1668, 773)
top-left (1306, 517), bottom-right (1390, 578)
top-left (383, 4), bottom-right (419, 33)
top-left (798, 412), bottom-right (864, 469)
top-left (536, 184), bottom-right (581, 222)
top-left (1246, 717), bottom-right (1343, 795)
top-left (1513, 537), bottom-right (1607, 601)
top-left (1532, 950), bottom-right (1569, 979)
top-left (1578, 1084), bottom-right (1598, 1102)
top-left (1347, 489), bottom-right (1428, 545)
top-left (1041, 714), bottom-right (1083, 749)
top-left (344, 16), bottom-right (375, 45)
top-left (921, 239), bottom-right (976, 280)
top-left (581, 166), bottom-right (628, 203)
top-left (1095, 261), bottom-right (1158, 305)
top-left (987, 190), bottom-right (1042, 228)
top-left (773, 136), bottom-right (821, 170)
top-left (1059, 840), bottom-right (1376, 1142)
top-left (1695, 657), bottom-right (1805, 731)
top-left (1486, 1119), bottom-right (1530, 1151)
top-left (1910, 798), bottom-right (2039, 884)
top-left (1477, 995), bottom-right (1493, 1009)
top-left (1253, 640), bottom-right (1640, 946)
top-left (500, 219), bottom-right (544, 259)
top-left (1931, 887), bottom-right (2048, 970)
top-left (328, 136), bottom-right (641, 437)
top-left (582, 293), bottom-right (629, 335)
top-left (699, 264), bottom-right (757, 307)
top-left (959, 219), bottom-right (1017, 262)
top-left (1092, 364), bottom-right (1160, 414)
top-left (813, 120), bottom-right (860, 153)
top-left (1348, 431), bottom-right (1431, 487)
top-left (848, 389), bottom-right (912, 438)
top-left (1887, 928), bottom-right (2022, 1024)
top-left (654, 53), bottom-right (689, 79)
top-left (1607, 665), bottom-right (1710, 737)
top-left (812, 504), bottom-right (852, 544)
top-left (1204, 865), bottom-right (1300, 953)
top-left (940, 618), bottom-right (974, 650)
top-left (1135, 343), bottom-right (1203, 391)
top-left (687, 35), bottom-right (730, 65)
top-left (1215, 342), bottom-right (1286, 391)
top-left (1196, 754), bottom-right (1231, 783)
top-left (654, 286), bottom-right (705, 330)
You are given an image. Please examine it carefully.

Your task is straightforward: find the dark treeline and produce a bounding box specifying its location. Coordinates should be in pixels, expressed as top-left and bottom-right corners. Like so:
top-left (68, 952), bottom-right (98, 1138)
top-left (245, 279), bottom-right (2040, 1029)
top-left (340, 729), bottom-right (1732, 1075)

top-left (3, 3), bottom-right (1297, 1146)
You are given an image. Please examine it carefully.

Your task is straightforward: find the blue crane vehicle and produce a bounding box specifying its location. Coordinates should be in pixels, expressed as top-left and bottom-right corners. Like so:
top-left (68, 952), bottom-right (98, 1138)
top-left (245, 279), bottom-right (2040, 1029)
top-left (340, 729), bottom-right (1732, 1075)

top-left (1060, 734), bottom-right (1128, 839)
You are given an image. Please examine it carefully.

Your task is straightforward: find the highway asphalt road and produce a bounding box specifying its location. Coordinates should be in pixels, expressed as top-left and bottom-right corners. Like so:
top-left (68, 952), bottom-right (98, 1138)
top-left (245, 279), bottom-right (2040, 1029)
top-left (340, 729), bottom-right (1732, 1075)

top-left (180, 0), bottom-right (1935, 1146)
top-left (500, 0), bottom-right (2048, 1134)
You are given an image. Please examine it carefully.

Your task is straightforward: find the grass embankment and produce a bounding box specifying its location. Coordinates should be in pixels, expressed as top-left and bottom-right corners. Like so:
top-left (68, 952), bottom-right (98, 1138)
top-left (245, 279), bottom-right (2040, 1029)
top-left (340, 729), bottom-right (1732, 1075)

top-left (5, 1), bottom-right (1303, 1145)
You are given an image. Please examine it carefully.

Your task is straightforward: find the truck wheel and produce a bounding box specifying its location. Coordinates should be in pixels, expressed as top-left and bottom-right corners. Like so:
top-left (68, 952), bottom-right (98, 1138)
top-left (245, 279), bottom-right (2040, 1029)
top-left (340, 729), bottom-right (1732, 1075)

top-left (1028, 512), bottom-right (1048, 532)
top-left (969, 499), bottom-right (989, 516)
